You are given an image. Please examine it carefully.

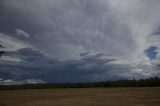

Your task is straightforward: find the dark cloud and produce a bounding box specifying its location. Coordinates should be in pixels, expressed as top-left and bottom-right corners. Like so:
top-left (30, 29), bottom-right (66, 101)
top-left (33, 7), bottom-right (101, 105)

top-left (0, 48), bottom-right (150, 83)
top-left (0, 44), bottom-right (5, 57)
top-left (0, 0), bottom-right (160, 84)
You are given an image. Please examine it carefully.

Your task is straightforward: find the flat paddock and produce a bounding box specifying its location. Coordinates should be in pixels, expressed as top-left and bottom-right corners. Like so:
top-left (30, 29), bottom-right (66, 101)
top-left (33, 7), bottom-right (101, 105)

top-left (0, 87), bottom-right (160, 106)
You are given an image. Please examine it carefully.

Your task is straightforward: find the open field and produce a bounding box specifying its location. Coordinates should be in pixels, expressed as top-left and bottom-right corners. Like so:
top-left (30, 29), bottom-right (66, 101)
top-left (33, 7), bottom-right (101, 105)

top-left (0, 87), bottom-right (160, 106)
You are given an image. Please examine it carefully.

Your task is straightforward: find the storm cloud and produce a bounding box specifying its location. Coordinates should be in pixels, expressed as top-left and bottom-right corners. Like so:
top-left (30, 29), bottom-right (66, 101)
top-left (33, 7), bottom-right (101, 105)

top-left (0, 0), bottom-right (160, 84)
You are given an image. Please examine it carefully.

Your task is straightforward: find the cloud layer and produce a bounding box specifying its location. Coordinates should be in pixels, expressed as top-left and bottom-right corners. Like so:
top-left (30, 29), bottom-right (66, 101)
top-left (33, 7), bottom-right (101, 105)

top-left (0, 0), bottom-right (160, 84)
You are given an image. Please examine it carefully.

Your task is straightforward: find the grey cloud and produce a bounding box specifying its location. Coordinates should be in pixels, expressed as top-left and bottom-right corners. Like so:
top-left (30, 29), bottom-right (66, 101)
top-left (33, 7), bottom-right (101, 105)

top-left (0, 0), bottom-right (138, 60)
top-left (1, 0), bottom-right (160, 83)
top-left (0, 33), bottom-right (31, 52)
top-left (0, 50), bottom-right (152, 83)
top-left (16, 28), bottom-right (30, 38)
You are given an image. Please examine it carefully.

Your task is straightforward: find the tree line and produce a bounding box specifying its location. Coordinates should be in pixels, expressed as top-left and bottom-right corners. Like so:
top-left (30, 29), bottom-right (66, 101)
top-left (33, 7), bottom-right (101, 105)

top-left (0, 77), bottom-right (160, 90)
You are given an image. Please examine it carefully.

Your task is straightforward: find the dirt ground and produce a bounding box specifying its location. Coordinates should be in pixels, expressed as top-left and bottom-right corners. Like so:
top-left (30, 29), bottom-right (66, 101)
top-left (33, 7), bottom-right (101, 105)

top-left (0, 87), bottom-right (160, 106)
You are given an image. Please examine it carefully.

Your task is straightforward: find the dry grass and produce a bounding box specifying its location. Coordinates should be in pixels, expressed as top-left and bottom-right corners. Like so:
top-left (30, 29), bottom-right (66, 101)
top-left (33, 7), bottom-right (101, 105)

top-left (0, 87), bottom-right (160, 106)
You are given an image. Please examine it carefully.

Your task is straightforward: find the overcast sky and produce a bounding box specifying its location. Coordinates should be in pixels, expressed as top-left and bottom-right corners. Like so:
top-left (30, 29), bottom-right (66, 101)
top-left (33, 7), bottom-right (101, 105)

top-left (0, 0), bottom-right (160, 85)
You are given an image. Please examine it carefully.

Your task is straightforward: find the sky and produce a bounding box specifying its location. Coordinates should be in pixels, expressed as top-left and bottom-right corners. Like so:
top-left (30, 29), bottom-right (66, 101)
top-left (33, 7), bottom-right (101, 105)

top-left (0, 0), bottom-right (160, 85)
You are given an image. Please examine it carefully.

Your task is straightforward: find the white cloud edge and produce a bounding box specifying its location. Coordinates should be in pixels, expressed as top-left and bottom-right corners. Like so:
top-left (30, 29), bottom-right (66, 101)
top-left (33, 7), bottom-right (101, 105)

top-left (0, 79), bottom-right (46, 85)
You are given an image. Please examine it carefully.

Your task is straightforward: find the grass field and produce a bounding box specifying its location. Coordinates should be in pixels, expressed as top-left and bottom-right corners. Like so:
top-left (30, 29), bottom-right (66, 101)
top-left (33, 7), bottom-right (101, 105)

top-left (0, 87), bottom-right (160, 106)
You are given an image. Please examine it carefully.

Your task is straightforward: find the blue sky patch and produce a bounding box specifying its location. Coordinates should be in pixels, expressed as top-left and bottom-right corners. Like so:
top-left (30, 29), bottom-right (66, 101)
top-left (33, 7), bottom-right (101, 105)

top-left (145, 46), bottom-right (158, 60)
